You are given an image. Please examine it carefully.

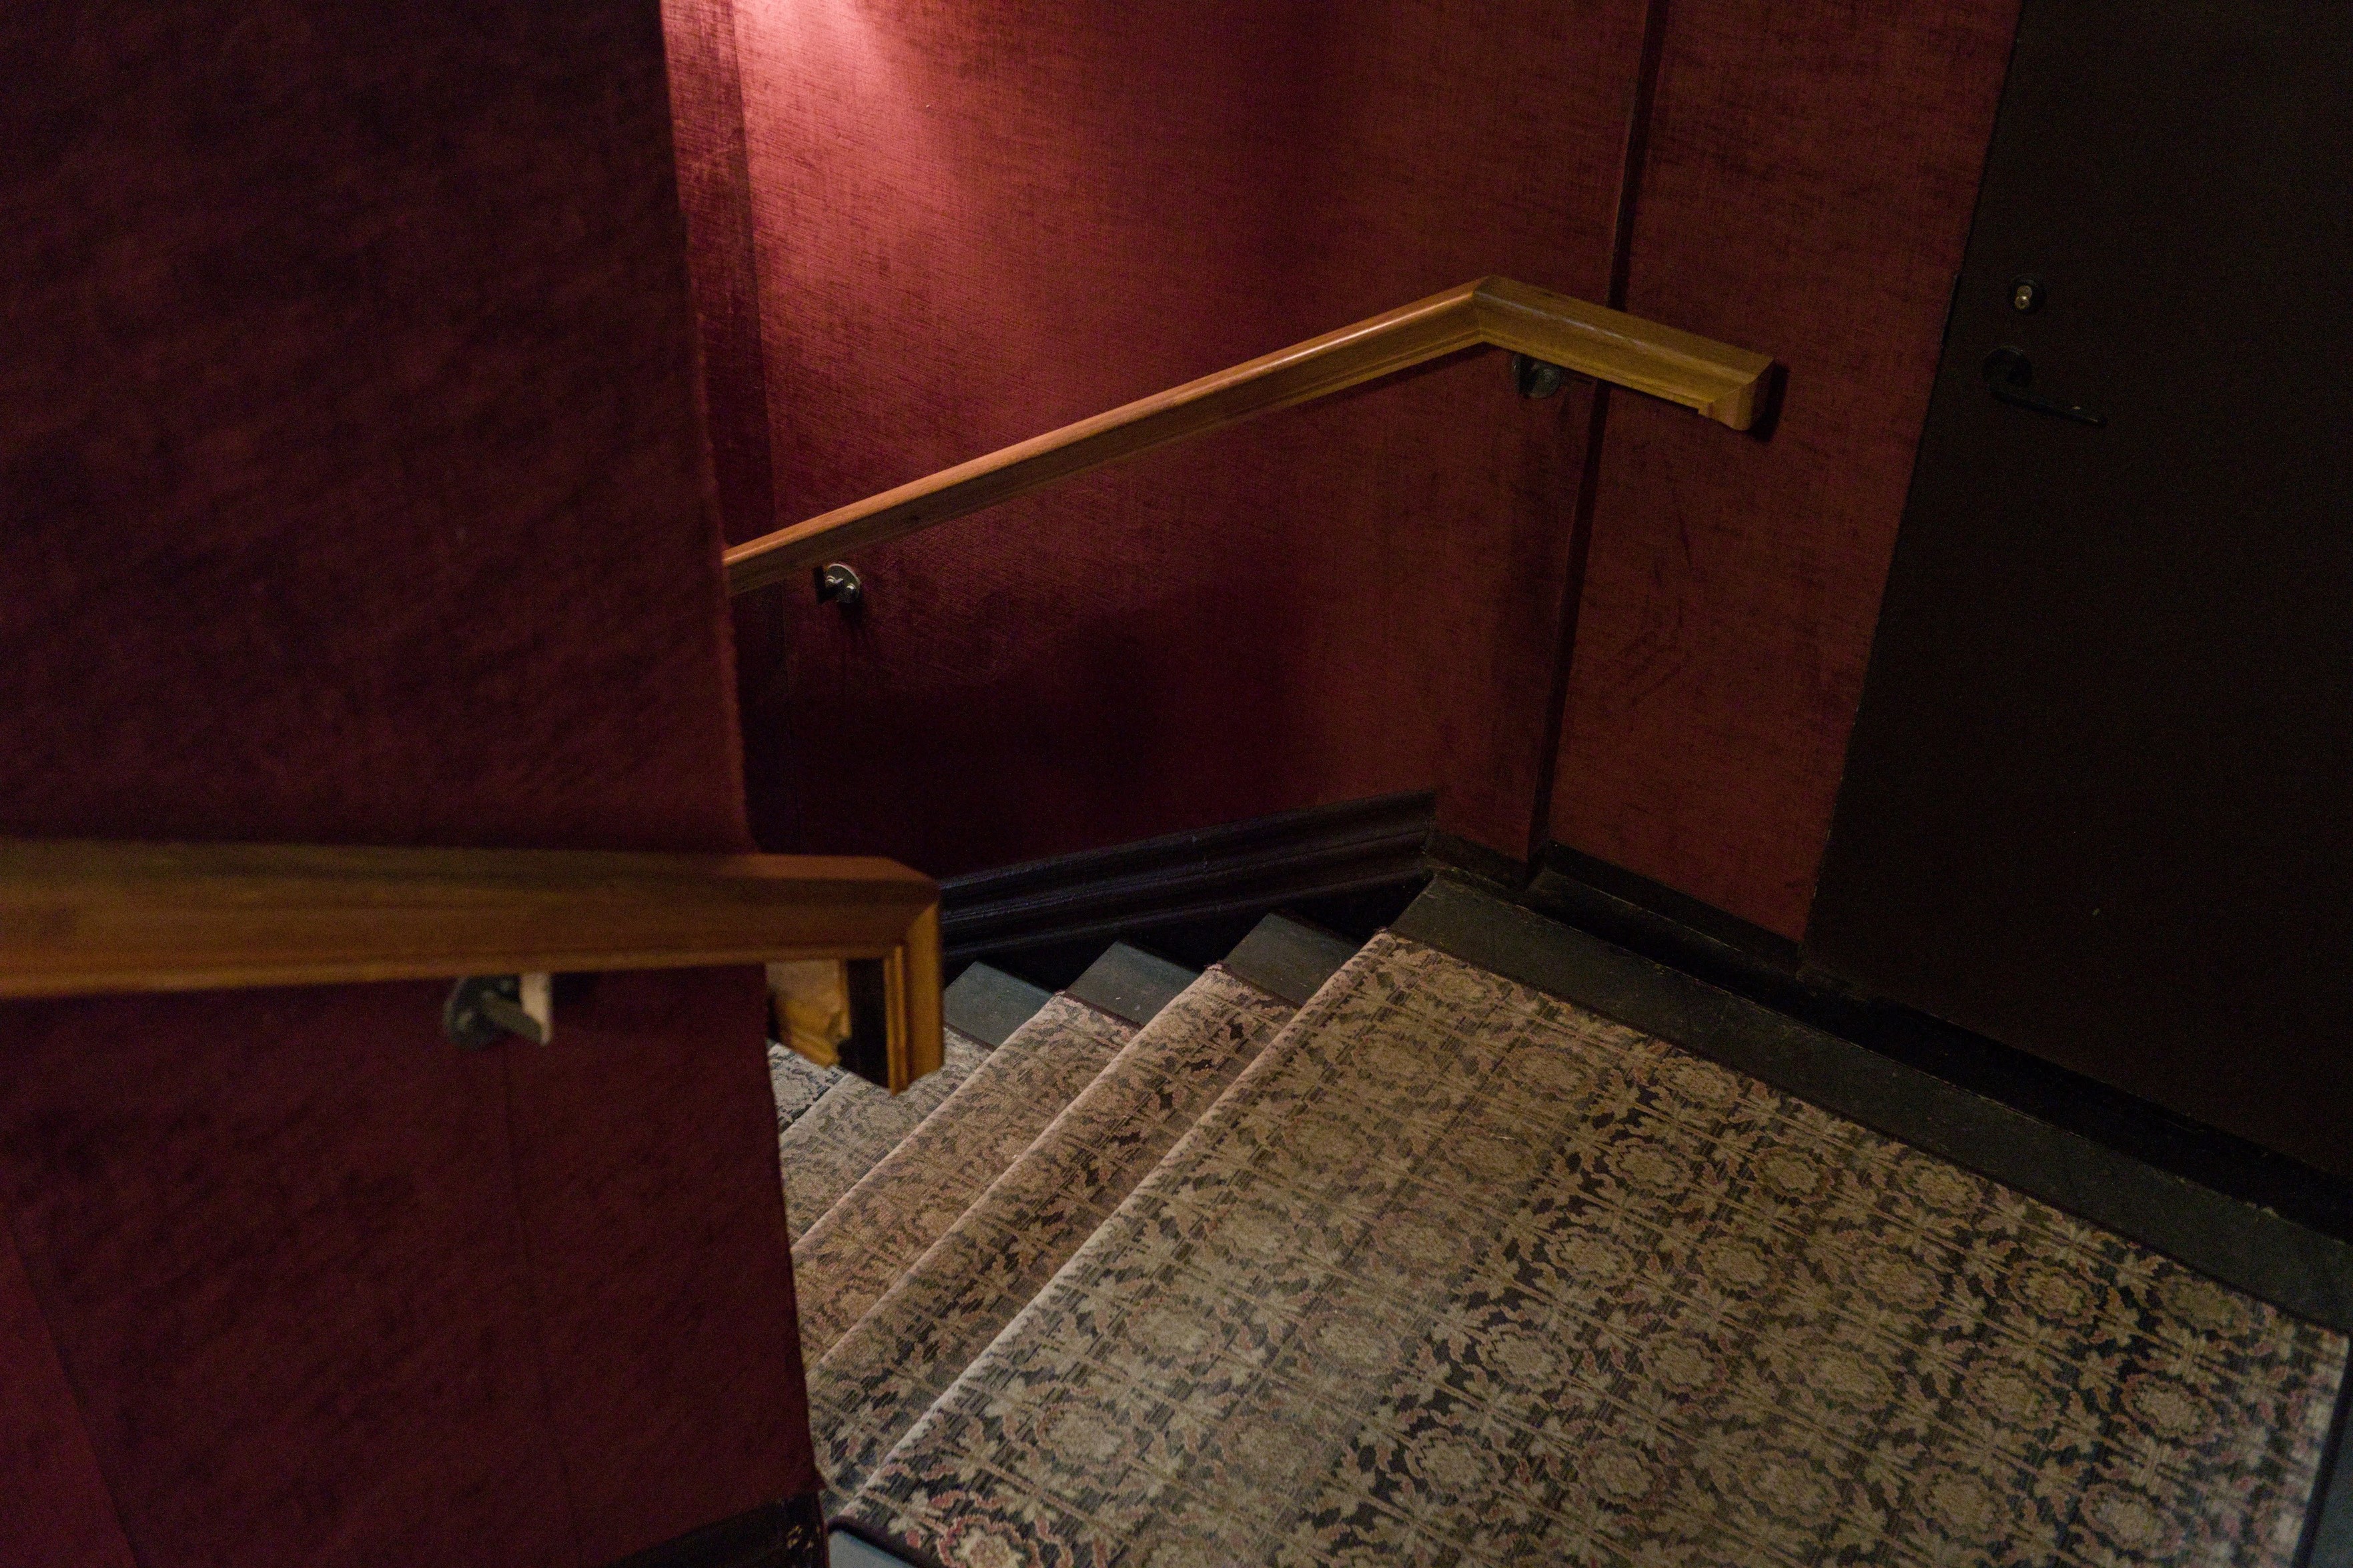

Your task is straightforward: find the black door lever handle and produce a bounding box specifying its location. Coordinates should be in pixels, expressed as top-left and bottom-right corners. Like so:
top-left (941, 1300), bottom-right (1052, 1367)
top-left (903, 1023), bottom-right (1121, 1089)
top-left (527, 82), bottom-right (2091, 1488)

top-left (1983, 346), bottom-right (2107, 426)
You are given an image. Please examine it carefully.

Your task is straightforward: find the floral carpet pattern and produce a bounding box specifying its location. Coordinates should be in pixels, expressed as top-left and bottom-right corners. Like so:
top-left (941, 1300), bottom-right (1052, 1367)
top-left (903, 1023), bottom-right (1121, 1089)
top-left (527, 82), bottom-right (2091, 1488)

top-left (778, 1033), bottom-right (983, 1241)
top-left (846, 935), bottom-right (2348, 1568)
top-left (811, 967), bottom-right (1296, 1507)
top-left (768, 1043), bottom-right (843, 1133)
top-left (794, 996), bottom-right (1133, 1360)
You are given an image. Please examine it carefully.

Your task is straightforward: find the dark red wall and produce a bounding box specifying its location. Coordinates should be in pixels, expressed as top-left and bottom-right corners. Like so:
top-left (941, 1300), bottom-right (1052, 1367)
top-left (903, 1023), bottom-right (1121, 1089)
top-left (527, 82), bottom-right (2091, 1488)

top-left (692, 0), bottom-right (2026, 938)
top-left (0, 1226), bottom-right (134, 1567)
top-left (721, 0), bottom-right (1655, 872)
top-left (0, 1), bottom-right (815, 1563)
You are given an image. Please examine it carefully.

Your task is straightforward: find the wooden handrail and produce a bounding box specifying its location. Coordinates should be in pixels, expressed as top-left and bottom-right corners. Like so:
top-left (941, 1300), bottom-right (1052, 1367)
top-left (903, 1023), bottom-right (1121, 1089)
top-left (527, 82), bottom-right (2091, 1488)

top-left (727, 275), bottom-right (1773, 594)
top-left (0, 839), bottom-right (945, 1092)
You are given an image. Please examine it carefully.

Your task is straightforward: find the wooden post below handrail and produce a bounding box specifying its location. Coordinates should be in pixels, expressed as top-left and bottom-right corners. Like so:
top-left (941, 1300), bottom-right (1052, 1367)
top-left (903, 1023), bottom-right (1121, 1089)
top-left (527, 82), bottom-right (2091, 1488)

top-left (0, 838), bottom-right (945, 1093)
top-left (725, 275), bottom-right (1775, 594)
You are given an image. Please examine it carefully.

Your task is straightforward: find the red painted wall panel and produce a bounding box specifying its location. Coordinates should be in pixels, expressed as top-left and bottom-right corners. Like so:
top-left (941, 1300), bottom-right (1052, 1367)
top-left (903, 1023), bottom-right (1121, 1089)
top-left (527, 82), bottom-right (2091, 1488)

top-left (0, 1216), bottom-right (136, 1568)
top-left (727, 0), bottom-right (1650, 871)
top-left (0, 0), bottom-right (814, 1561)
top-left (1549, 0), bottom-right (2021, 936)
top-left (664, 0), bottom-right (779, 551)
top-left (662, 0), bottom-right (803, 854)
top-left (501, 968), bottom-right (811, 1567)
top-left (0, 988), bottom-right (580, 1568)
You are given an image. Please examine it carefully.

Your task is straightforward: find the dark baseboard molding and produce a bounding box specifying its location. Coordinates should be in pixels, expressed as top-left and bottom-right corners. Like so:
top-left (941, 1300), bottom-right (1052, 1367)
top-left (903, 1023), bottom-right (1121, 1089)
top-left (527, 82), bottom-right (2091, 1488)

top-left (1530, 842), bottom-right (1803, 977)
top-left (1524, 841), bottom-right (2353, 1249)
top-left (941, 792), bottom-right (1440, 965)
top-left (602, 1497), bottom-right (827, 1568)
top-left (947, 807), bottom-right (2353, 1248)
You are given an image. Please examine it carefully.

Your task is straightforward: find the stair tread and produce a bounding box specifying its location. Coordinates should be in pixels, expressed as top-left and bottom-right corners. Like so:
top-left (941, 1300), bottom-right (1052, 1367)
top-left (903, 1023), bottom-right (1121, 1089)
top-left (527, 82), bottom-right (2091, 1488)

top-left (807, 964), bottom-right (1296, 1507)
top-left (1221, 911), bottom-right (1360, 1006)
top-left (767, 1042), bottom-right (844, 1137)
top-left (779, 1034), bottom-right (985, 1243)
top-left (792, 994), bottom-right (1135, 1361)
top-left (1063, 940), bottom-right (1196, 1027)
top-left (941, 962), bottom-right (1051, 1049)
top-left (824, 1531), bottom-right (913, 1568)
top-left (845, 928), bottom-right (2349, 1567)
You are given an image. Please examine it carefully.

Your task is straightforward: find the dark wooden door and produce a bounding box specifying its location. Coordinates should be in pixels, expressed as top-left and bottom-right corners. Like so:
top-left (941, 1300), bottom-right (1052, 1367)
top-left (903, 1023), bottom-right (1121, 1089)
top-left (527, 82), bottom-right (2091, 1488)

top-left (1807, 0), bottom-right (2352, 1175)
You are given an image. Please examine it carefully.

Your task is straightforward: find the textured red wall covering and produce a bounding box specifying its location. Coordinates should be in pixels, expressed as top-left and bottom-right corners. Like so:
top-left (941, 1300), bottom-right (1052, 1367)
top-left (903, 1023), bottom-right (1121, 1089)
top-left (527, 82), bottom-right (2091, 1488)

top-left (723, 0), bottom-right (1653, 872)
top-left (0, 1), bottom-right (815, 1563)
top-left (1548, 0), bottom-right (2023, 936)
top-left (701, 0), bottom-right (2025, 937)
top-left (663, 0), bottom-right (780, 550)
top-left (0, 1225), bottom-right (135, 1567)
top-left (660, 0), bottom-right (800, 848)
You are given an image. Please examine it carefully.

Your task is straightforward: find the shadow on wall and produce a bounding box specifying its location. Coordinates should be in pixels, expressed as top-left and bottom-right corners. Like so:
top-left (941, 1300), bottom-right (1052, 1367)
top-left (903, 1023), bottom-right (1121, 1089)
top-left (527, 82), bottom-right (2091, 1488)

top-left (773, 549), bottom-right (1301, 876)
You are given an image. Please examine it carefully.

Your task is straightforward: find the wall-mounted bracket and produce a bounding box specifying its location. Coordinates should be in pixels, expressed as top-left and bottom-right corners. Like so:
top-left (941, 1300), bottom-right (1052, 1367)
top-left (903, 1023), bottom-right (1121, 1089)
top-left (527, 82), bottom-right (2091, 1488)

top-left (1512, 353), bottom-right (1568, 399)
top-left (444, 972), bottom-right (552, 1048)
top-left (813, 562), bottom-right (863, 612)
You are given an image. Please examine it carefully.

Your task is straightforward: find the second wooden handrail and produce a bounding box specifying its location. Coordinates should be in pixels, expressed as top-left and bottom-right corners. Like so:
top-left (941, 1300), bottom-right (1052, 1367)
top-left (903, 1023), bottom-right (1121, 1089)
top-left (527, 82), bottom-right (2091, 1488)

top-left (727, 276), bottom-right (1773, 594)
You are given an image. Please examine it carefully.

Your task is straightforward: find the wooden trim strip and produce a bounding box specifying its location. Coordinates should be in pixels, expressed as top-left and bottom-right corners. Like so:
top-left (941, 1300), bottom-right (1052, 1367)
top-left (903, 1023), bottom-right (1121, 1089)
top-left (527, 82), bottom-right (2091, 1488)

top-left (883, 902), bottom-right (943, 1093)
top-left (725, 276), bottom-right (1772, 593)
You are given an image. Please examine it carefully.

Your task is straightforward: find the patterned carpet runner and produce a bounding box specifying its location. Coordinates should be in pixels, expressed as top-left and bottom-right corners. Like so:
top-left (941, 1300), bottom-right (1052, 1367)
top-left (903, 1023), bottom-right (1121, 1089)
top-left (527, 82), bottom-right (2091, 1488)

top-left (768, 1043), bottom-right (844, 1134)
top-left (793, 995), bottom-right (1135, 1361)
top-left (809, 966), bottom-right (1298, 1508)
top-left (780, 1034), bottom-right (985, 1242)
top-left (845, 934), bottom-right (2348, 1568)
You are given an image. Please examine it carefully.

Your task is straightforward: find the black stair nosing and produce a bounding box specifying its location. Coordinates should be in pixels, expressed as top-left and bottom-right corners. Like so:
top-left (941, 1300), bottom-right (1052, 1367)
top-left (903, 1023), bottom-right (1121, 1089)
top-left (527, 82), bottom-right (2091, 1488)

top-left (1529, 840), bottom-right (2353, 1248)
top-left (1392, 875), bottom-right (2353, 1339)
top-left (825, 1529), bottom-right (919, 1568)
top-left (1065, 940), bottom-right (1198, 1028)
top-left (600, 1498), bottom-right (825, 1568)
top-left (827, 1522), bottom-right (943, 1568)
top-left (1222, 911), bottom-right (1361, 1008)
top-left (940, 962), bottom-right (1051, 1049)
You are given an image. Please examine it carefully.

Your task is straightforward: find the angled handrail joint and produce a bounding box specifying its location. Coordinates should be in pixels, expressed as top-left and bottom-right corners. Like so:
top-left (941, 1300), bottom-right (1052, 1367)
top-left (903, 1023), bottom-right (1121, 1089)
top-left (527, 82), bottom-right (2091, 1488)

top-left (725, 275), bottom-right (1773, 594)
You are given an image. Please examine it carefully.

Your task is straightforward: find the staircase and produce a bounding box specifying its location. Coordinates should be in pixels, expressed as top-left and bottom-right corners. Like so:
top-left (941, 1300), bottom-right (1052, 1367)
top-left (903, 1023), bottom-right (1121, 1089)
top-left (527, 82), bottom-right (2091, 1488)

top-left (769, 885), bottom-right (2348, 1568)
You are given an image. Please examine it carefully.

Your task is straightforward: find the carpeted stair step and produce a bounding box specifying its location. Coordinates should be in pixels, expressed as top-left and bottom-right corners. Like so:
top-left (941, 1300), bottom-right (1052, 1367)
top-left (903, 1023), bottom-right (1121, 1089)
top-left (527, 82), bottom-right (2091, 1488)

top-left (778, 958), bottom-right (1046, 1243)
top-left (767, 1042), bottom-right (843, 1136)
top-left (791, 943), bottom-right (1189, 1361)
top-left (779, 1033), bottom-right (987, 1243)
top-left (806, 916), bottom-right (1356, 1507)
top-left (847, 929), bottom-right (2349, 1568)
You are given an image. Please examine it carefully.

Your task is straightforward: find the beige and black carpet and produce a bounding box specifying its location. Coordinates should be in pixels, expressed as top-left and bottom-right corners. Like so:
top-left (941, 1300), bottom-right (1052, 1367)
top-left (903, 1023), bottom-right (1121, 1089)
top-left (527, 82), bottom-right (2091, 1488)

top-left (809, 966), bottom-right (1297, 1508)
top-left (779, 1032), bottom-right (986, 1243)
top-left (768, 1042), bottom-right (843, 1133)
top-left (794, 995), bottom-right (1135, 1360)
top-left (833, 934), bottom-right (2347, 1568)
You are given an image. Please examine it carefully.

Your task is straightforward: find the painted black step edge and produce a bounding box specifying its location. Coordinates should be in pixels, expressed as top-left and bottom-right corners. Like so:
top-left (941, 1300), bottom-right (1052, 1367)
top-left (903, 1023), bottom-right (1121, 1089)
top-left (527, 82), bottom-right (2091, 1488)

top-left (940, 791), bottom-right (1437, 962)
top-left (601, 1497), bottom-right (827, 1568)
top-left (1526, 840), bottom-right (2353, 1247)
top-left (827, 1517), bottom-right (948, 1568)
